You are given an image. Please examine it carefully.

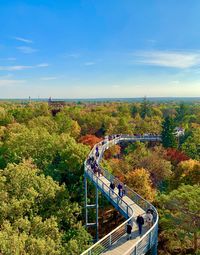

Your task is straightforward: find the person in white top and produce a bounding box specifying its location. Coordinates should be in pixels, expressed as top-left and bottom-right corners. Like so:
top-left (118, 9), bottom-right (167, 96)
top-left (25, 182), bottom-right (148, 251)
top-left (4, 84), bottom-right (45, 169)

top-left (146, 211), bottom-right (153, 228)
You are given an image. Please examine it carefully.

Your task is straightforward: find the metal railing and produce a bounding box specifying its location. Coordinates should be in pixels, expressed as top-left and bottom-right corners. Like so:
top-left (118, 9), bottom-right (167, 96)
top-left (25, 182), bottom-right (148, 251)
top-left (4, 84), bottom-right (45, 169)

top-left (82, 135), bottom-right (160, 255)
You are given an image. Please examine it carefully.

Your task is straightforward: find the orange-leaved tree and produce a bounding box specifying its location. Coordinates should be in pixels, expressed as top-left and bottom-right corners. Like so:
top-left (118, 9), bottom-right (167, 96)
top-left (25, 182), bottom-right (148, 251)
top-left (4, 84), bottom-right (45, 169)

top-left (79, 134), bottom-right (102, 148)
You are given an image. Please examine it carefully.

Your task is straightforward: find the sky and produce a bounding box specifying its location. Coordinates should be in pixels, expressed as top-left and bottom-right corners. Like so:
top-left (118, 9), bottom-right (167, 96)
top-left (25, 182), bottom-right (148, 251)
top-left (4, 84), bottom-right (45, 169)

top-left (1, 0), bottom-right (200, 98)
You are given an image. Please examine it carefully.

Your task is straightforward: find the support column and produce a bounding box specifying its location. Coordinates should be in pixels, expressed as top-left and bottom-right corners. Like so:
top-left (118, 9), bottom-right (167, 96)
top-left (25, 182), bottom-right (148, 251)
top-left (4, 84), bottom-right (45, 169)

top-left (96, 185), bottom-right (99, 241)
top-left (84, 174), bottom-right (88, 227)
top-left (85, 174), bottom-right (99, 242)
top-left (151, 224), bottom-right (158, 255)
top-left (151, 243), bottom-right (157, 255)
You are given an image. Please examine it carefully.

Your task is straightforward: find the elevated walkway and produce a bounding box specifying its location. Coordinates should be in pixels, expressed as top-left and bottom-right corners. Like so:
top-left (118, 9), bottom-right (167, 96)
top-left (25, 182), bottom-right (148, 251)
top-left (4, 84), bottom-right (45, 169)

top-left (82, 135), bottom-right (161, 255)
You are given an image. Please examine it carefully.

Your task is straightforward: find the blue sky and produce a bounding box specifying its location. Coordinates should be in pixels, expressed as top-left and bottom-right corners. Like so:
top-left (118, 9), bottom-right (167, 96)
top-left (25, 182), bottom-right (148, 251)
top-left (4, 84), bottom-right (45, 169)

top-left (1, 0), bottom-right (200, 98)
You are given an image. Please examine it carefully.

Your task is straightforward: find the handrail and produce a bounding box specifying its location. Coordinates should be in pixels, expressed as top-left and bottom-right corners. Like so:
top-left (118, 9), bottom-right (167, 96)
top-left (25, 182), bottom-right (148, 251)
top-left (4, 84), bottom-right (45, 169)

top-left (82, 135), bottom-right (160, 255)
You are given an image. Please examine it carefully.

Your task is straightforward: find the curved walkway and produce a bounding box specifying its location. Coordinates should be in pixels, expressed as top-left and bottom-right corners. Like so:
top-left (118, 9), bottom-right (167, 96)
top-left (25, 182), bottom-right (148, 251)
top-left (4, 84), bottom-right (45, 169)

top-left (82, 135), bottom-right (161, 255)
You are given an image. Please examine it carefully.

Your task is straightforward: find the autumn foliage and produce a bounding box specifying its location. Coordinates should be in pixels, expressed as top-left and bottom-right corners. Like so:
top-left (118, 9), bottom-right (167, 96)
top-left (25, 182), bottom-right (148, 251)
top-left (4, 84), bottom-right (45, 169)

top-left (104, 145), bottom-right (121, 159)
top-left (125, 168), bottom-right (155, 201)
top-left (79, 134), bottom-right (102, 148)
top-left (165, 148), bottom-right (189, 165)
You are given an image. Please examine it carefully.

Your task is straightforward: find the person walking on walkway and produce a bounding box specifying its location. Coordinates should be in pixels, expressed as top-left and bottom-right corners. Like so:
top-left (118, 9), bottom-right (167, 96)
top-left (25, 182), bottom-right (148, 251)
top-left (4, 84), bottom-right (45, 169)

top-left (97, 167), bottom-right (101, 177)
top-left (146, 211), bottom-right (153, 229)
top-left (110, 181), bottom-right (115, 194)
top-left (117, 183), bottom-right (123, 198)
top-left (122, 184), bottom-right (127, 197)
top-left (136, 214), bottom-right (144, 235)
top-left (126, 222), bottom-right (132, 240)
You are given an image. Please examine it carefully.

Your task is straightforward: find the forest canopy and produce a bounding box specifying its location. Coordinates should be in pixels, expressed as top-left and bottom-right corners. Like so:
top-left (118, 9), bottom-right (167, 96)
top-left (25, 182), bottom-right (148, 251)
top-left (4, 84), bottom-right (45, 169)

top-left (0, 99), bottom-right (199, 254)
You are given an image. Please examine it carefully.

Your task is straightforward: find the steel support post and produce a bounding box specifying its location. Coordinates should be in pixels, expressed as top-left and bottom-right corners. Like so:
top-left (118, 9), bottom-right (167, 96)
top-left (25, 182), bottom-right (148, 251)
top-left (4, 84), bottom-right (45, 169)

top-left (96, 185), bottom-right (99, 241)
top-left (151, 244), bottom-right (158, 255)
top-left (84, 174), bottom-right (88, 227)
top-left (151, 227), bottom-right (158, 255)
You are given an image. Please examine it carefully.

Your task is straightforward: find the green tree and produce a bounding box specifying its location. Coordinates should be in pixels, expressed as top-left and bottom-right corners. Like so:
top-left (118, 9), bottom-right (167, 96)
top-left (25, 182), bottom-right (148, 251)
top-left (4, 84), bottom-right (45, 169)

top-left (0, 161), bottom-right (91, 254)
top-left (4, 126), bottom-right (56, 169)
top-left (161, 116), bottom-right (177, 148)
top-left (140, 97), bottom-right (152, 119)
top-left (55, 112), bottom-right (81, 138)
top-left (130, 104), bottom-right (138, 118)
top-left (181, 128), bottom-right (200, 160)
top-left (158, 185), bottom-right (200, 253)
top-left (28, 116), bottom-right (58, 134)
top-left (0, 106), bottom-right (14, 126)
top-left (175, 103), bottom-right (189, 123)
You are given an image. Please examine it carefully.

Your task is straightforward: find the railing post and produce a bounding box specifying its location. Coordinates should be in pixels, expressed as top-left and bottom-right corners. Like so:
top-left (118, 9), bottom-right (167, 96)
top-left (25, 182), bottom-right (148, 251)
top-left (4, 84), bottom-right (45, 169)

top-left (96, 185), bottom-right (99, 241)
top-left (109, 235), bottom-right (112, 246)
top-left (149, 231), bottom-right (152, 250)
top-left (84, 175), bottom-right (88, 227)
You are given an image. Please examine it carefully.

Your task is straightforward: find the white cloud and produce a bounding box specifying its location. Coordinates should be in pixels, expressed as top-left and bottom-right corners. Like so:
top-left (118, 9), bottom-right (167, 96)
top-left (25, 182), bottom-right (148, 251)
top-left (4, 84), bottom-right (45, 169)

top-left (133, 50), bottom-right (200, 68)
top-left (40, 76), bottom-right (57, 80)
top-left (84, 62), bottom-right (95, 66)
top-left (0, 65), bottom-right (32, 71)
top-left (36, 63), bottom-right (49, 67)
top-left (17, 46), bottom-right (38, 54)
top-left (0, 79), bottom-right (26, 86)
top-left (14, 37), bottom-right (33, 44)
top-left (0, 63), bottom-right (49, 71)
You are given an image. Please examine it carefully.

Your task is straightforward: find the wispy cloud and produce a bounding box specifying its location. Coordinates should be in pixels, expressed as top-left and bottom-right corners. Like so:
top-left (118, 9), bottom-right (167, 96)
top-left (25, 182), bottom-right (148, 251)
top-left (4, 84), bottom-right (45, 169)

top-left (84, 62), bottom-right (95, 66)
top-left (36, 63), bottom-right (49, 67)
top-left (0, 57), bottom-right (16, 61)
top-left (40, 76), bottom-right (57, 81)
top-left (0, 63), bottom-right (49, 71)
top-left (133, 50), bottom-right (200, 68)
top-left (0, 65), bottom-right (32, 71)
top-left (17, 46), bottom-right (38, 54)
top-left (0, 79), bottom-right (26, 86)
top-left (68, 53), bottom-right (81, 58)
top-left (14, 36), bottom-right (33, 44)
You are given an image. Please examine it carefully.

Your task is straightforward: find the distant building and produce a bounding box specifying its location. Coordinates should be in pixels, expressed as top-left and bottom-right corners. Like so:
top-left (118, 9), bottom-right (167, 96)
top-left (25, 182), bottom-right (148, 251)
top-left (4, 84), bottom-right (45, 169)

top-left (48, 97), bottom-right (66, 116)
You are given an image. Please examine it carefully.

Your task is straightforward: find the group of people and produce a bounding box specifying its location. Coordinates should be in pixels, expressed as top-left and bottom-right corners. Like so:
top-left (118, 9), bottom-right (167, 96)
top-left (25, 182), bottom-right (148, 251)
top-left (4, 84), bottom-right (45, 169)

top-left (126, 208), bottom-right (154, 240)
top-left (86, 147), bottom-right (102, 177)
top-left (109, 181), bottom-right (126, 198)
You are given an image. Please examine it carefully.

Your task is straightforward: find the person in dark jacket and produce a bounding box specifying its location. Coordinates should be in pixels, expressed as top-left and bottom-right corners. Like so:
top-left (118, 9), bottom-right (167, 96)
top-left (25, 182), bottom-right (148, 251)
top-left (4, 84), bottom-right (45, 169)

top-left (136, 215), bottom-right (144, 235)
top-left (117, 183), bottom-right (123, 198)
top-left (95, 150), bottom-right (99, 158)
top-left (126, 223), bottom-right (132, 240)
top-left (110, 181), bottom-right (115, 194)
